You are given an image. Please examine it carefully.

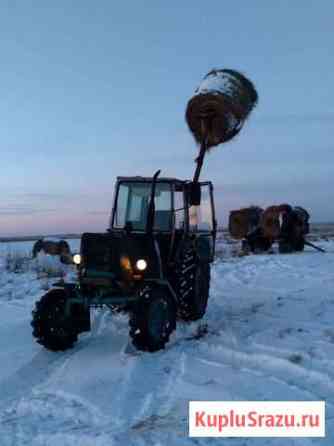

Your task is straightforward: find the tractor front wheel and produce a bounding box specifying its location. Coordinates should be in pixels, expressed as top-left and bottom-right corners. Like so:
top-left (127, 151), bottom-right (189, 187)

top-left (129, 287), bottom-right (176, 352)
top-left (31, 289), bottom-right (78, 351)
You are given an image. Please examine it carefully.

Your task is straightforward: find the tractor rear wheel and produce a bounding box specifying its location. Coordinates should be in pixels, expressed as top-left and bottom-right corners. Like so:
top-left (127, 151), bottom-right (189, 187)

top-left (129, 287), bottom-right (176, 352)
top-left (31, 289), bottom-right (78, 351)
top-left (177, 249), bottom-right (210, 321)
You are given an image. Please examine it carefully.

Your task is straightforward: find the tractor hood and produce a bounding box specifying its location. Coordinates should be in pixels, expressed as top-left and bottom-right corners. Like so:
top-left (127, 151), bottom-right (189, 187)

top-left (79, 232), bottom-right (161, 283)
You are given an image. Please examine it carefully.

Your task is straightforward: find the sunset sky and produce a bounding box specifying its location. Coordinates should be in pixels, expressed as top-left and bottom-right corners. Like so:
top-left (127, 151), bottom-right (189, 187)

top-left (1, 1), bottom-right (333, 236)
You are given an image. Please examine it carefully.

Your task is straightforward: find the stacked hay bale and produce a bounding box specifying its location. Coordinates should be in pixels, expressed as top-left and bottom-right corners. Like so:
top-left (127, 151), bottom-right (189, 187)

top-left (229, 203), bottom-right (311, 254)
top-left (294, 207), bottom-right (310, 236)
top-left (229, 206), bottom-right (273, 254)
top-left (250, 204), bottom-right (311, 253)
top-left (229, 206), bottom-right (263, 239)
top-left (261, 205), bottom-right (285, 241)
top-left (279, 205), bottom-right (310, 253)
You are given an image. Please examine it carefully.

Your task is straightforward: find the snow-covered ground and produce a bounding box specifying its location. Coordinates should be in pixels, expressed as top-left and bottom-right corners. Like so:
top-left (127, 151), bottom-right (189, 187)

top-left (0, 238), bottom-right (333, 445)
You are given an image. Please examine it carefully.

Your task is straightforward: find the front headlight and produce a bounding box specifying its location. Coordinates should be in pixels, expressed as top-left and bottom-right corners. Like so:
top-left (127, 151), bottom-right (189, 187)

top-left (136, 259), bottom-right (147, 271)
top-left (73, 254), bottom-right (82, 265)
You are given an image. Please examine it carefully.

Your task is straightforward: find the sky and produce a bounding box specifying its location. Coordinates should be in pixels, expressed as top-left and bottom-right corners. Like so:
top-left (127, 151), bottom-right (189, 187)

top-left (0, 1), bottom-right (333, 236)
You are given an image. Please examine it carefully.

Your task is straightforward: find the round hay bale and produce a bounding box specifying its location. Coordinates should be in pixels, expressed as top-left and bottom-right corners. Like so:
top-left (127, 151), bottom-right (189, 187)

top-left (293, 206), bottom-right (310, 235)
top-left (186, 69), bottom-right (258, 148)
top-left (278, 203), bottom-right (292, 214)
top-left (229, 206), bottom-right (263, 239)
top-left (293, 206), bottom-right (310, 223)
top-left (229, 209), bottom-right (250, 239)
top-left (261, 206), bottom-right (282, 240)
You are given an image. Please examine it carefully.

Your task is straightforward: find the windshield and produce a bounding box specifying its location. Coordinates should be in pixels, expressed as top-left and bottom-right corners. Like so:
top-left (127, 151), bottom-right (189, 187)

top-left (113, 182), bottom-right (172, 231)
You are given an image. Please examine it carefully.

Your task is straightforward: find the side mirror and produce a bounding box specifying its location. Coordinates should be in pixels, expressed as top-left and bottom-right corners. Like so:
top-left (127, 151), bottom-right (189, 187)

top-left (188, 182), bottom-right (201, 206)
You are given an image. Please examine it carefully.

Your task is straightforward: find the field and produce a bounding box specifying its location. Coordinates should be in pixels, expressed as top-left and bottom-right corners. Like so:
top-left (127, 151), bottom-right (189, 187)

top-left (0, 230), bottom-right (333, 445)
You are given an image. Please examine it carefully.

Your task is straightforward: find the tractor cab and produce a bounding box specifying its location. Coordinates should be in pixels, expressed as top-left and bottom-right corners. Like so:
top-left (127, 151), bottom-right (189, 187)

top-left (74, 174), bottom-right (216, 306)
top-left (110, 175), bottom-right (217, 265)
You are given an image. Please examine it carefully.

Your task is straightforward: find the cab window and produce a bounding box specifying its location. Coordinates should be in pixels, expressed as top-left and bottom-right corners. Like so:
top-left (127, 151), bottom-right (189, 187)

top-left (188, 184), bottom-right (213, 232)
top-left (114, 182), bottom-right (172, 231)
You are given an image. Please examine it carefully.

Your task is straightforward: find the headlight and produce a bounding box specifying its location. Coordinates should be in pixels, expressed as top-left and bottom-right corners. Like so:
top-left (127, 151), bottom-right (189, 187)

top-left (136, 259), bottom-right (147, 271)
top-left (73, 254), bottom-right (82, 265)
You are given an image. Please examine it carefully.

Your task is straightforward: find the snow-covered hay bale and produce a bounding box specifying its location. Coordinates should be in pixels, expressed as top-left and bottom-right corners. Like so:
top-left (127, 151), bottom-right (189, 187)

top-left (186, 69), bottom-right (258, 148)
top-left (229, 206), bottom-right (263, 239)
top-left (32, 239), bottom-right (72, 264)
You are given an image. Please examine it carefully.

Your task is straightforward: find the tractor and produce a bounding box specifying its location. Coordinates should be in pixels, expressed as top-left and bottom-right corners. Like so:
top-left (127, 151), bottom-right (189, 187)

top-left (31, 173), bottom-right (217, 352)
top-left (31, 68), bottom-right (258, 352)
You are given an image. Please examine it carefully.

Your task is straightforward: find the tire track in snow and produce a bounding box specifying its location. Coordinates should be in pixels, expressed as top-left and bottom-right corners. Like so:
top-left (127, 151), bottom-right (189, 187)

top-left (206, 296), bottom-right (334, 387)
top-left (0, 310), bottom-right (107, 410)
top-left (195, 340), bottom-right (334, 405)
top-left (0, 310), bottom-right (119, 444)
top-left (111, 346), bottom-right (187, 430)
top-left (209, 255), bottom-right (334, 380)
top-left (0, 390), bottom-right (111, 445)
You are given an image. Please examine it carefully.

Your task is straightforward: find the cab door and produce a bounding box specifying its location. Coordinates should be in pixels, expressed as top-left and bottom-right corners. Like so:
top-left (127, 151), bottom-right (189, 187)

top-left (188, 182), bottom-right (217, 262)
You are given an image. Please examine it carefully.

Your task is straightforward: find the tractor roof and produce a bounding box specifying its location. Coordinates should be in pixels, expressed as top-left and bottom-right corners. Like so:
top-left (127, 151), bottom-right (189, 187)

top-left (116, 176), bottom-right (186, 185)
